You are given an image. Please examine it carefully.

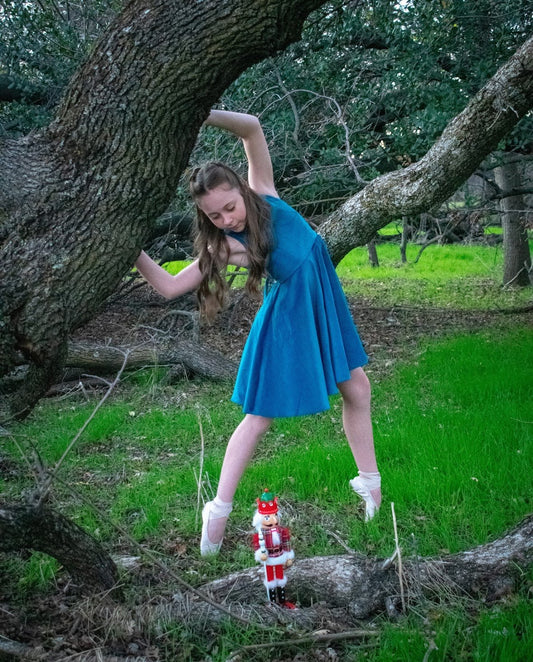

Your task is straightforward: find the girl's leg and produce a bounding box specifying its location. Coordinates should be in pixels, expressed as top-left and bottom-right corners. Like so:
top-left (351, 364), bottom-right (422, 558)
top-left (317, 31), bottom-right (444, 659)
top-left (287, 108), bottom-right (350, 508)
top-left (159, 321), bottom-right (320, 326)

top-left (201, 413), bottom-right (272, 555)
top-left (338, 367), bottom-right (382, 518)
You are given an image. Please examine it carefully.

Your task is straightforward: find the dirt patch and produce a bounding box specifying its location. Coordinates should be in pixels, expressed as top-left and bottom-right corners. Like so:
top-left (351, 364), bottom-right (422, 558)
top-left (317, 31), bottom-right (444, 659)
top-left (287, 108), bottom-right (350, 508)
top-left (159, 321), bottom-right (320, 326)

top-left (71, 284), bottom-right (527, 381)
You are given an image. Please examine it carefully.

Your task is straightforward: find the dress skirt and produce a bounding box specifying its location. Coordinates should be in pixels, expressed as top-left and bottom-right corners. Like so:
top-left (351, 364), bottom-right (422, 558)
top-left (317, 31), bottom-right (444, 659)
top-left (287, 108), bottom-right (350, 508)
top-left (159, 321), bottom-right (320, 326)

top-left (231, 235), bottom-right (368, 418)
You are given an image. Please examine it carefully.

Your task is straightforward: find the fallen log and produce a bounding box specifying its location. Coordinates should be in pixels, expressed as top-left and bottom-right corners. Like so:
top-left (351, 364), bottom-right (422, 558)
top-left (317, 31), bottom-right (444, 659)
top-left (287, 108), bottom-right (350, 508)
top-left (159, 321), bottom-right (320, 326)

top-left (201, 514), bottom-right (533, 622)
top-left (67, 341), bottom-right (237, 381)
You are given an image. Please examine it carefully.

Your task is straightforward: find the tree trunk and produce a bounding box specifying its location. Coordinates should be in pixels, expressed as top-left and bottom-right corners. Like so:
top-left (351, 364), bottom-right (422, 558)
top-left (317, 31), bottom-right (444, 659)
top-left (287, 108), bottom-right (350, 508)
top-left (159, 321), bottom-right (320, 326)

top-left (367, 236), bottom-right (379, 267)
top-left (400, 217), bottom-right (409, 263)
top-left (0, 503), bottom-right (120, 592)
top-left (0, 0), bottom-right (325, 419)
top-left (494, 156), bottom-right (532, 287)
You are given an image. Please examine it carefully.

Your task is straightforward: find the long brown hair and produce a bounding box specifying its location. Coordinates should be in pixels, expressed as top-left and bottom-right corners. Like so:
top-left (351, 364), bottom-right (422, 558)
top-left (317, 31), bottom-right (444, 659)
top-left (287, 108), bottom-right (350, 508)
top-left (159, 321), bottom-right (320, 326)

top-left (189, 162), bottom-right (272, 320)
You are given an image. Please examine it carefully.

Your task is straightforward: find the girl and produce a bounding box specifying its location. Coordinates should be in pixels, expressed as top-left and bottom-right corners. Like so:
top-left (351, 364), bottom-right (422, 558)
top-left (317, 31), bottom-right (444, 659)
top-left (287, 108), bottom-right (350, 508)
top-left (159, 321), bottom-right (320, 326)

top-left (135, 110), bottom-right (381, 555)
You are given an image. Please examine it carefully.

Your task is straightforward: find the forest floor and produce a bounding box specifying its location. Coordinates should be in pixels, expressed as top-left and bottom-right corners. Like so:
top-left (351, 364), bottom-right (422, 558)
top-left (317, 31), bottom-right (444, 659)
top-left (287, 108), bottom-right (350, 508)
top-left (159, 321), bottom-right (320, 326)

top-left (1, 286), bottom-right (531, 662)
top-left (71, 283), bottom-right (525, 382)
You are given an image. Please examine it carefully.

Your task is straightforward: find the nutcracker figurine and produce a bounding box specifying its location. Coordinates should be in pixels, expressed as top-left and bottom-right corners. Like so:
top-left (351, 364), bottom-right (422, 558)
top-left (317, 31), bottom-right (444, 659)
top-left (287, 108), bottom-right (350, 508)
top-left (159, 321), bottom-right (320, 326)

top-left (252, 490), bottom-right (295, 608)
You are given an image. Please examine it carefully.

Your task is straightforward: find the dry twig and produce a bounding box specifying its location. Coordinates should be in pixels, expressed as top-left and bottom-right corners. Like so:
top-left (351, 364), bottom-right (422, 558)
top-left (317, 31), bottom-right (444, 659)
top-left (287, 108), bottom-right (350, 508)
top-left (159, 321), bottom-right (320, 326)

top-left (195, 411), bottom-right (206, 528)
top-left (391, 502), bottom-right (406, 612)
top-left (232, 628), bottom-right (379, 656)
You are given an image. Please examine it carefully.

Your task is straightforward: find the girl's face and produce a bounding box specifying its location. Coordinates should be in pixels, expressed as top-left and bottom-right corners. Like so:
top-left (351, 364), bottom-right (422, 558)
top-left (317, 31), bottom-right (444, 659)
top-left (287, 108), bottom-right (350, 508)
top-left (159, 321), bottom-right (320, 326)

top-left (197, 184), bottom-right (247, 233)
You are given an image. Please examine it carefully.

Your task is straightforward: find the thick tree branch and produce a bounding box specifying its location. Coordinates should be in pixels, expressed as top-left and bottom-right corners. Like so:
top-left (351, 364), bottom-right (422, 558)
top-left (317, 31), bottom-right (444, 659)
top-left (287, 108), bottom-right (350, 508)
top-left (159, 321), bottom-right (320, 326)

top-left (320, 34), bottom-right (533, 264)
top-left (0, 0), bottom-right (326, 418)
top-left (0, 503), bottom-right (120, 592)
top-left (200, 514), bottom-right (533, 624)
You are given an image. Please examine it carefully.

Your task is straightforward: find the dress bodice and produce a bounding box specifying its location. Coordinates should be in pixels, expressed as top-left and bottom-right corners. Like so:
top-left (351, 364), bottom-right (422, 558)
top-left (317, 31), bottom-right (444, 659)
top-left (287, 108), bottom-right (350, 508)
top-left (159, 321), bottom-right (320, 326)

top-left (226, 196), bottom-right (317, 283)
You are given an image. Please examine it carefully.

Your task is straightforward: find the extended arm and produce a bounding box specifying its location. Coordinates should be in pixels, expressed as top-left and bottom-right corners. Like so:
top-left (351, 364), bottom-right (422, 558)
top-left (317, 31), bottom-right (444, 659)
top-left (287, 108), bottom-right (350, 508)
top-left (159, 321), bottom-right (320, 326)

top-left (204, 110), bottom-right (278, 198)
top-left (134, 251), bottom-right (203, 300)
top-left (135, 235), bottom-right (248, 298)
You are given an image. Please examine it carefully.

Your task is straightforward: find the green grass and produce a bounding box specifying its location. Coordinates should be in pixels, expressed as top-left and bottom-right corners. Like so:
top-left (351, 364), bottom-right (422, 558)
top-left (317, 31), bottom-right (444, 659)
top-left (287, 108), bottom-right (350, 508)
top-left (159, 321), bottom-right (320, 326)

top-left (3, 324), bottom-right (531, 565)
top-left (337, 241), bottom-right (532, 309)
top-left (348, 592), bottom-right (533, 662)
top-left (2, 239), bottom-right (532, 659)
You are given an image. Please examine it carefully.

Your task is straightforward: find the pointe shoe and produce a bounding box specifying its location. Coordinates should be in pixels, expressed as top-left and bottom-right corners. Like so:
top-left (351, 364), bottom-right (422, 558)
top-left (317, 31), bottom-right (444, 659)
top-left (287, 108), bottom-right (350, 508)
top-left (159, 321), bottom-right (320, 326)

top-left (349, 472), bottom-right (381, 522)
top-left (200, 498), bottom-right (232, 556)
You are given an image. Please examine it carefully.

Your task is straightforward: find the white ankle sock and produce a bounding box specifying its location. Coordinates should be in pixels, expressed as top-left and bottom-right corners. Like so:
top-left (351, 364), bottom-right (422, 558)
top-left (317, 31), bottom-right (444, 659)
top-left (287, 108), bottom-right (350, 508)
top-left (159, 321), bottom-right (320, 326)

top-left (200, 497), bottom-right (233, 556)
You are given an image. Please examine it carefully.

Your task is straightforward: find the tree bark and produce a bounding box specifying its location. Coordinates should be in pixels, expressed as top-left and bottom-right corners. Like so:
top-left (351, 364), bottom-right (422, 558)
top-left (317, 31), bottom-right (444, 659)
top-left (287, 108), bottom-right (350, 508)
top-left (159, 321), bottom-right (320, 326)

top-left (0, 503), bottom-right (119, 592)
top-left (0, 0), bottom-right (325, 419)
top-left (494, 156), bottom-right (532, 287)
top-left (367, 236), bottom-right (379, 267)
top-left (320, 35), bottom-right (533, 264)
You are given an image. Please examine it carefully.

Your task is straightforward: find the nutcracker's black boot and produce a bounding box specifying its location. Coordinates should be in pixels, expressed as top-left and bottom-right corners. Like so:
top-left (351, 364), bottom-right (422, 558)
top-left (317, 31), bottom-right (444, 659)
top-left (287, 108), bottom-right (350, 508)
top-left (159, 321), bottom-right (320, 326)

top-left (268, 588), bottom-right (277, 603)
top-left (276, 586), bottom-right (296, 609)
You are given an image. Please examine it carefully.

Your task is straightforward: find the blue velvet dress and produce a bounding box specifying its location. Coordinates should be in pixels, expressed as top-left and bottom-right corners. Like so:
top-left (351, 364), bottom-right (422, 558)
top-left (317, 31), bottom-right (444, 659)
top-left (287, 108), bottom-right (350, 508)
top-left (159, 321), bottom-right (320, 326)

top-left (227, 196), bottom-right (367, 418)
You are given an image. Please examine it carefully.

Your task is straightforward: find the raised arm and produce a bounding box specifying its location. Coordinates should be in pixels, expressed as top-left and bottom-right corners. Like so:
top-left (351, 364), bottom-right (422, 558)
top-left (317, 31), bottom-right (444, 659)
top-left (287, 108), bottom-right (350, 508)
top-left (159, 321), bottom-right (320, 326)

top-left (204, 110), bottom-right (278, 198)
top-left (134, 251), bottom-right (204, 300)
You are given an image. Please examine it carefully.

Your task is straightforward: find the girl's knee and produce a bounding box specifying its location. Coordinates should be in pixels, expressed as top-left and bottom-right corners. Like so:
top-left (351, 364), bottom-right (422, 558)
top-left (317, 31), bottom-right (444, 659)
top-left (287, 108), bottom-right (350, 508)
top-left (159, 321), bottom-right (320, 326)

top-left (243, 414), bottom-right (273, 436)
top-left (340, 368), bottom-right (371, 407)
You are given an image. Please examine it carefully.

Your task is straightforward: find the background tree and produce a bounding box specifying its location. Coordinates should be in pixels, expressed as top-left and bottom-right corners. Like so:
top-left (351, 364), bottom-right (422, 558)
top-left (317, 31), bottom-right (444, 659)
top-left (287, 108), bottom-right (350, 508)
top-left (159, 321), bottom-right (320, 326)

top-left (494, 154), bottom-right (532, 286)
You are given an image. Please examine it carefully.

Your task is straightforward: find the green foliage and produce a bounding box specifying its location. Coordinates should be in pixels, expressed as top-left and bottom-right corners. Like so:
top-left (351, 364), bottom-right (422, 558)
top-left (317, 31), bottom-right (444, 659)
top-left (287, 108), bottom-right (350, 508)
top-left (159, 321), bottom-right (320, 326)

top-left (213, 0), bottom-right (533, 212)
top-left (0, 0), bottom-right (122, 133)
top-left (0, 99), bottom-right (52, 135)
